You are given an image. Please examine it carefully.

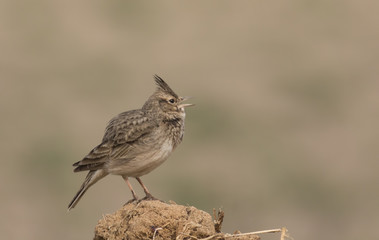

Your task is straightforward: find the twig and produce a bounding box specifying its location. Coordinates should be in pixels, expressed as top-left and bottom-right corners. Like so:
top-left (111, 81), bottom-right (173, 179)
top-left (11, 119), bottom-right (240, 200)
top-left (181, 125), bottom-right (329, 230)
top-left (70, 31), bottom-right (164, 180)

top-left (280, 227), bottom-right (294, 240)
top-left (200, 227), bottom-right (292, 240)
top-left (200, 233), bottom-right (223, 240)
top-left (280, 227), bottom-right (287, 240)
top-left (152, 222), bottom-right (171, 240)
top-left (233, 228), bottom-right (282, 236)
top-left (177, 232), bottom-right (199, 240)
top-left (213, 208), bottom-right (224, 233)
top-left (152, 227), bottom-right (162, 240)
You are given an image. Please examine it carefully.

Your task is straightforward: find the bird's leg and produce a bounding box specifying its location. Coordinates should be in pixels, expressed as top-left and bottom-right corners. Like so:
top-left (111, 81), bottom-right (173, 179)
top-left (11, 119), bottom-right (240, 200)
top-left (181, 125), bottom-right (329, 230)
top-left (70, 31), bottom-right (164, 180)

top-left (122, 176), bottom-right (139, 202)
top-left (136, 177), bottom-right (157, 200)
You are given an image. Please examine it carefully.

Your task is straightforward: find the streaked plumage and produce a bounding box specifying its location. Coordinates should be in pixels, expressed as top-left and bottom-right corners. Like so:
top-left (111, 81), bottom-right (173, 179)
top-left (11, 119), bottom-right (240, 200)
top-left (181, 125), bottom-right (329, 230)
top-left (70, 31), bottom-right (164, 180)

top-left (68, 75), bottom-right (193, 210)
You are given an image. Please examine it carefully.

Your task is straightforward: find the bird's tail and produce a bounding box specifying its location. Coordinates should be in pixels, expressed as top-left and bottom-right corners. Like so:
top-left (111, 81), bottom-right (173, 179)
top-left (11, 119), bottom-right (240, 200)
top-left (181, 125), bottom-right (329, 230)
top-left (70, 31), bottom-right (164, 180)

top-left (68, 169), bottom-right (108, 211)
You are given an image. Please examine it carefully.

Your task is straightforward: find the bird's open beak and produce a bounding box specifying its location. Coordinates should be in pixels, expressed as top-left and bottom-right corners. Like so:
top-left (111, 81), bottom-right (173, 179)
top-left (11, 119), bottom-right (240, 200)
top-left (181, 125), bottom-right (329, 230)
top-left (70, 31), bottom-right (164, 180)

top-left (178, 96), bottom-right (194, 108)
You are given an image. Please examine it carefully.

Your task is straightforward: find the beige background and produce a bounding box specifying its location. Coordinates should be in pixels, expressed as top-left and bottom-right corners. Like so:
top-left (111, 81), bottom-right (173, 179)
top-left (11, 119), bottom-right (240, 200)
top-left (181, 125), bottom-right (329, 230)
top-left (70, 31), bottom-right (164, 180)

top-left (1, 1), bottom-right (378, 240)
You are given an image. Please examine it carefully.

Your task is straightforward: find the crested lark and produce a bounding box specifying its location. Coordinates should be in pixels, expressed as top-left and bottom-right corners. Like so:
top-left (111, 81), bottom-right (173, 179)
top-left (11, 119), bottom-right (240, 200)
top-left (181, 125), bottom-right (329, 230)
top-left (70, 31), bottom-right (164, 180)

top-left (68, 75), bottom-right (193, 210)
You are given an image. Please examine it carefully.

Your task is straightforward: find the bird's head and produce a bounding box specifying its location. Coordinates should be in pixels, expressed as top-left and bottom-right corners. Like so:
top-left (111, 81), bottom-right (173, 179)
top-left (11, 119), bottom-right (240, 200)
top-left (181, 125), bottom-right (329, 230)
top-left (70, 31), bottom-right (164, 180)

top-left (143, 75), bottom-right (194, 119)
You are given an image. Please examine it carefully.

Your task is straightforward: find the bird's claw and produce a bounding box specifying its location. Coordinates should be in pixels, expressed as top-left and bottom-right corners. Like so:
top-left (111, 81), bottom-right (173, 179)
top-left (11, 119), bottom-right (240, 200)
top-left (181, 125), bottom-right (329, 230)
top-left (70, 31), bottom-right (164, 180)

top-left (124, 197), bottom-right (139, 206)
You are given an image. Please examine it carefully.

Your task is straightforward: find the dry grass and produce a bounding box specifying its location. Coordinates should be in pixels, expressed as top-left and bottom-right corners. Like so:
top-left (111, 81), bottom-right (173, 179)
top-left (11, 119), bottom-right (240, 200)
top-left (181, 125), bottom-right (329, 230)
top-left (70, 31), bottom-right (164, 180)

top-left (94, 200), bottom-right (293, 240)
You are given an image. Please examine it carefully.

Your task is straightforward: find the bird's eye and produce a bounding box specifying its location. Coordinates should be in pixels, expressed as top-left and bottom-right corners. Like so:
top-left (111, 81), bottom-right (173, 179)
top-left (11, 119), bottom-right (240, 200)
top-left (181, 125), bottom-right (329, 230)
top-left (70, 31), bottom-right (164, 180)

top-left (168, 99), bottom-right (175, 104)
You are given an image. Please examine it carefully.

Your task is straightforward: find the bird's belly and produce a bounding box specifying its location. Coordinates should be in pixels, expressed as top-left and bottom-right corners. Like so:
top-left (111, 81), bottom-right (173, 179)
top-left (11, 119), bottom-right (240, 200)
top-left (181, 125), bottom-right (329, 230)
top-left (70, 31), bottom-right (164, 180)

top-left (109, 138), bottom-right (173, 177)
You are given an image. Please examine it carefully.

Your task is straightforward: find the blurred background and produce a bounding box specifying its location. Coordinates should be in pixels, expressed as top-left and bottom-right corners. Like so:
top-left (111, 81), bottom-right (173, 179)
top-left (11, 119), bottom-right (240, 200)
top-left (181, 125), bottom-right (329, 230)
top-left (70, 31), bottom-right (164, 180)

top-left (1, 1), bottom-right (378, 239)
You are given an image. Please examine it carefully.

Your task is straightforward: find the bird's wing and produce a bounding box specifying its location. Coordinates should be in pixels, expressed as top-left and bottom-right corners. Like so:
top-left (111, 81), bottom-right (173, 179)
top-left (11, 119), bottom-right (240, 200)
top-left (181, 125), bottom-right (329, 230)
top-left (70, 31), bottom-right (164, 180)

top-left (103, 110), bottom-right (157, 145)
top-left (73, 142), bottom-right (111, 172)
top-left (106, 110), bottom-right (157, 159)
top-left (73, 110), bottom-right (157, 172)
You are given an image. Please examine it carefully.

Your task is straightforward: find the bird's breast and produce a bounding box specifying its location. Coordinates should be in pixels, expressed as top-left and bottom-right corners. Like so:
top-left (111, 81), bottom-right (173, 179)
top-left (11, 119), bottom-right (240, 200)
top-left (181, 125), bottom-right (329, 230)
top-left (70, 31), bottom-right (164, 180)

top-left (128, 138), bottom-right (174, 177)
top-left (107, 120), bottom-right (183, 177)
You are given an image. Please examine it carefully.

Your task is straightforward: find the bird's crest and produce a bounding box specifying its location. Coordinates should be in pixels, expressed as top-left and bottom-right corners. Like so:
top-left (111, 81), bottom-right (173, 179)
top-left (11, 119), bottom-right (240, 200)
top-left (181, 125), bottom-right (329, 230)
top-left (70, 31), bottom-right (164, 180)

top-left (154, 74), bottom-right (178, 98)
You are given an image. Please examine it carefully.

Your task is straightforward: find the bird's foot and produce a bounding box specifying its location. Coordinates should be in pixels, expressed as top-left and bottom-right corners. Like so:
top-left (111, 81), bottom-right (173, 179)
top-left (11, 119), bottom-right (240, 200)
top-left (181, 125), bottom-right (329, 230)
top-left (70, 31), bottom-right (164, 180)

top-left (124, 197), bottom-right (139, 206)
top-left (142, 193), bottom-right (157, 200)
top-left (139, 193), bottom-right (164, 203)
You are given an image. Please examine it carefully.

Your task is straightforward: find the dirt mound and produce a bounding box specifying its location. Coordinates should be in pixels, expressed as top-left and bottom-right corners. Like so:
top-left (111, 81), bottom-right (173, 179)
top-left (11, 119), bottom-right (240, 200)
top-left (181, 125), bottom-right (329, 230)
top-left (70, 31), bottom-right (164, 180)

top-left (94, 200), bottom-right (259, 240)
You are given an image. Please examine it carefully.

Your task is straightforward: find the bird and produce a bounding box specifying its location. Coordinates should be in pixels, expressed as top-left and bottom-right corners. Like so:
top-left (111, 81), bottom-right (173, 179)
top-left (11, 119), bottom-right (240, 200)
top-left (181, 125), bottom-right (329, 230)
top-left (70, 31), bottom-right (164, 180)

top-left (68, 75), bottom-right (193, 210)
